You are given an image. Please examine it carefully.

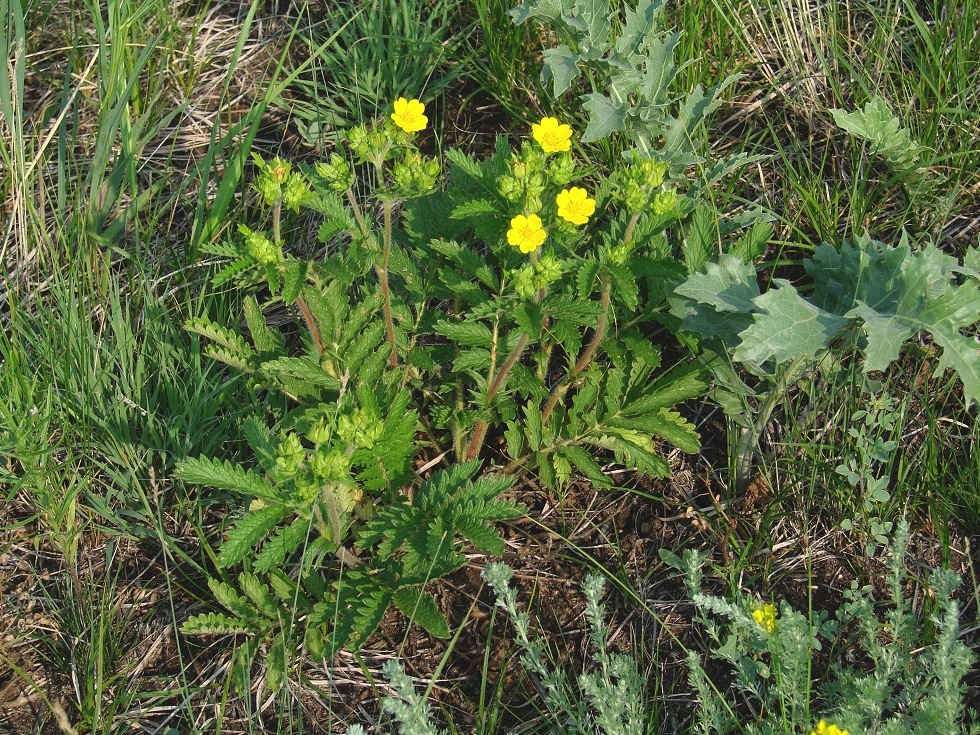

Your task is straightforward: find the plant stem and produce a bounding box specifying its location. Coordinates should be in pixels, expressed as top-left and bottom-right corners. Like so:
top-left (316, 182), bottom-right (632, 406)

top-left (734, 354), bottom-right (808, 493)
top-left (345, 187), bottom-right (371, 242)
top-left (465, 333), bottom-right (530, 461)
top-left (273, 197), bottom-right (323, 354)
top-left (541, 274), bottom-right (612, 422)
top-left (377, 198), bottom-right (398, 367)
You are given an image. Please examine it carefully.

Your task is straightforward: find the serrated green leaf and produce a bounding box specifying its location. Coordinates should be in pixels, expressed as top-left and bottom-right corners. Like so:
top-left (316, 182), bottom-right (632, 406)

top-left (176, 456), bottom-right (282, 501)
top-left (209, 578), bottom-right (255, 619)
top-left (282, 259), bottom-right (309, 305)
top-left (243, 296), bottom-right (284, 355)
top-left (392, 588), bottom-right (450, 638)
top-left (185, 317), bottom-right (255, 357)
top-left (212, 257), bottom-right (257, 286)
top-left (451, 199), bottom-right (498, 219)
top-left (181, 612), bottom-right (255, 635)
top-left (435, 320), bottom-right (494, 348)
top-left (608, 408), bottom-right (701, 453)
top-left (216, 505), bottom-right (290, 568)
top-left (239, 573), bottom-right (280, 618)
top-left (260, 356), bottom-right (341, 389)
top-left (561, 445), bottom-right (611, 488)
top-left (265, 636), bottom-right (287, 692)
top-left (525, 402), bottom-right (543, 452)
top-left (452, 515), bottom-right (505, 555)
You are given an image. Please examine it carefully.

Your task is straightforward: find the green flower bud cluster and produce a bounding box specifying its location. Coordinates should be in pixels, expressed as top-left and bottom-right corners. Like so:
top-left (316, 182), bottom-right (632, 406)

top-left (347, 124), bottom-right (389, 162)
top-left (306, 419), bottom-right (332, 446)
top-left (252, 154), bottom-right (311, 212)
top-left (336, 407), bottom-right (384, 449)
top-left (546, 152), bottom-right (576, 187)
top-left (315, 153), bottom-right (355, 193)
top-left (605, 241), bottom-right (634, 266)
top-left (619, 156), bottom-right (672, 213)
top-left (276, 432), bottom-right (305, 475)
top-left (512, 252), bottom-right (565, 299)
top-left (392, 150), bottom-right (440, 196)
top-left (498, 145), bottom-right (548, 212)
top-left (650, 188), bottom-right (678, 216)
top-left (239, 224), bottom-right (279, 265)
top-left (312, 447), bottom-right (352, 481)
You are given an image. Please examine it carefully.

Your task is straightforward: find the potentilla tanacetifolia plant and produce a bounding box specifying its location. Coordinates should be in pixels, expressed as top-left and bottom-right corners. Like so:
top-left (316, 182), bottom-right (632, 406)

top-left (175, 95), bottom-right (719, 691)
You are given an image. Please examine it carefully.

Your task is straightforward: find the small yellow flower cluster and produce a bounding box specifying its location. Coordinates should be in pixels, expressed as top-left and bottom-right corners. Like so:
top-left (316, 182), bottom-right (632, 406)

top-left (811, 720), bottom-right (848, 735)
top-left (506, 118), bottom-right (596, 255)
top-left (752, 602), bottom-right (778, 633)
top-left (391, 97), bottom-right (427, 133)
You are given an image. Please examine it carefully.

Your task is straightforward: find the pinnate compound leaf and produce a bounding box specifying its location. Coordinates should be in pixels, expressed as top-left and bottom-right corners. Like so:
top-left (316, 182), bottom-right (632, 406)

top-left (734, 282), bottom-right (850, 365)
top-left (216, 505), bottom-right (290, 568)
top-left (239, 573), bottom-right (280, 618)
top-left (391, 588), bottom-right (450, 639)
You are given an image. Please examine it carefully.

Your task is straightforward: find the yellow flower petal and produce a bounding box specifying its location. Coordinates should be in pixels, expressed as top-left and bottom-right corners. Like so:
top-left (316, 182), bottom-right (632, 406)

top-left (532, 117), bottom-right (573, 153)
top-left (556, 186), bottom-right (596, 225)
top-left (507, 214), bottom-right (547, 254)
top-left (392, 97), bottom-right (428, 133)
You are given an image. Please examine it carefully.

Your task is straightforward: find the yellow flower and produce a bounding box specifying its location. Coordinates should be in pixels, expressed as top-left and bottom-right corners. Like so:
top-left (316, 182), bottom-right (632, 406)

top-left (507, 214), bottom-right (547, 254)
top-left (391, 98), bottom-right (427, 133)
top-left (752, 602), bottom-right (778, 633)
top-left (532, 116), bottom-right (573, 153)
top-left (810, 721), bottom-right (848, 735)
top-left (556, 187), bottom-right (596, 225)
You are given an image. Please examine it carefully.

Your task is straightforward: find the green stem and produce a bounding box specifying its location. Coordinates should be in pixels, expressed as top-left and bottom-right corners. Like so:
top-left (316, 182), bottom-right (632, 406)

top-left (345, 187), bottom-right (371, 242)
top-left (376, 198), bottom-right (398, 367)
top-left (541, 274), bottom-right (612, 423)
top-left (734, 355), bottom-right (808, 493)
top-left (465, 333), bottom-right (530, 461)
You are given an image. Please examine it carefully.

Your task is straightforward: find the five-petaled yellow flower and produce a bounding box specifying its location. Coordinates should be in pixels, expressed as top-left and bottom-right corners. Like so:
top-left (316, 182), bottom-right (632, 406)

top-left (532, 116), bottom-right (573, 153)
top-left (752, 602), bottom-right (778, 633)
top-left (507, 214), bottom-right (547, 254)
top-left (810, 721), bottom-right (847, 735)
top-left (391, 98), bottom-right (427, 133)
top-left (556, 187), bottom-right (596, 225)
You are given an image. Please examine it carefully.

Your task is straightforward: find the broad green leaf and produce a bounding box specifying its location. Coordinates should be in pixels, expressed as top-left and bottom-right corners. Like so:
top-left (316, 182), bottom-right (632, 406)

top-left (831, 97), bottom-right (924, 169)
top-left (734, 282), bottom-right (849, 365)
top-left (673, 254), bottom-right (759, 315)
top-left (543, 45), bottom-right (580, 96)
top-left (850, 282), bottom-right (980, 405)
top-left (581, 92), bottom-right (627, 143)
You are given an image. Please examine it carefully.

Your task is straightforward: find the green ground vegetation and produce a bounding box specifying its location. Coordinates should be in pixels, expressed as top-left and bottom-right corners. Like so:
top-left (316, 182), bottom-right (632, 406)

top-left (1, 0), bottom-right (978, 732)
